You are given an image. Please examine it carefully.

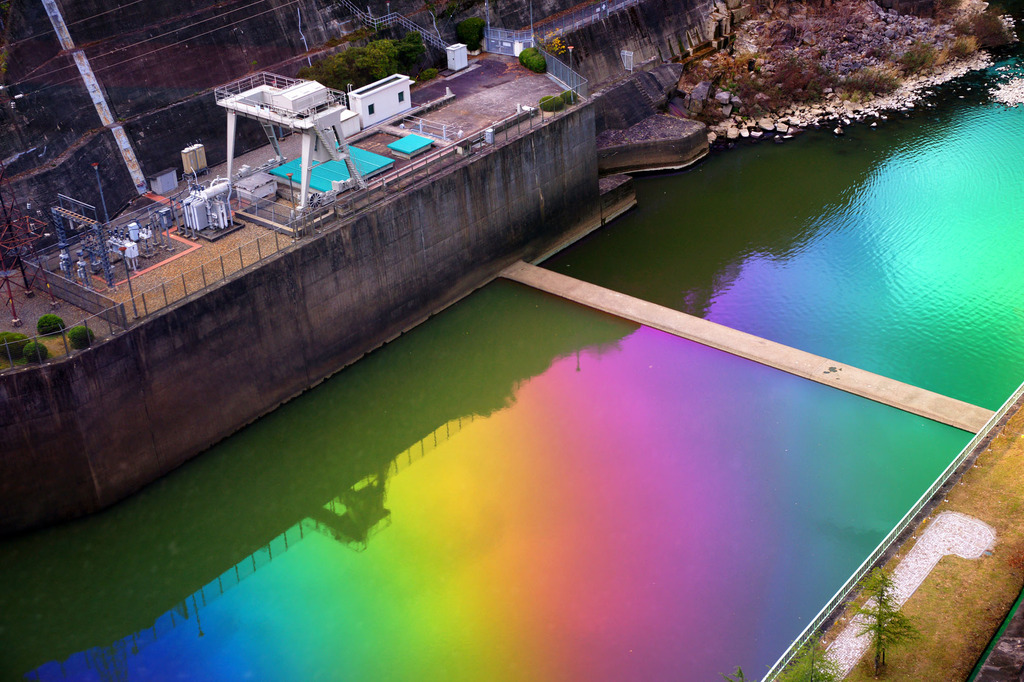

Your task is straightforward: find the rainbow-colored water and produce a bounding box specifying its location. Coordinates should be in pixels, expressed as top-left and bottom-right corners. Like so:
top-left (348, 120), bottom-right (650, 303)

top-left (0, 284), bottom-right (966, 680)
top-left (3, 50), bottom-right (1024, 682)
top-left (548, 59), bottom-right (1024, 410)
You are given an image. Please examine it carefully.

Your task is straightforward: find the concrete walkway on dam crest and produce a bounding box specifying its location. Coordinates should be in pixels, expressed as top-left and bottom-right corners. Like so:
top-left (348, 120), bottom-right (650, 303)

top-left (501, 262), bottom-right (994, 433)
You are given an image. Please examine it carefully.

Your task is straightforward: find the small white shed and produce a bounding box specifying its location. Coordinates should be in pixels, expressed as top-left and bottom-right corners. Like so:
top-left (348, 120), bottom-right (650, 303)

top-left (347, 74), bottom-right (413, 129)
top-left (446, 43), bottom-right (468, 72)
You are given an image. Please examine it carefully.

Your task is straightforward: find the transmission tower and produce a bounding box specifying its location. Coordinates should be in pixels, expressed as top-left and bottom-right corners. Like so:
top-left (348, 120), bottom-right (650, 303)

top-left (0, 159), bottom-right (56, 326)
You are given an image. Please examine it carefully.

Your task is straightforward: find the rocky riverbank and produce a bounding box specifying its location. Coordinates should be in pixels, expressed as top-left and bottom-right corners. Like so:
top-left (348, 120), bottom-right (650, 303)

top-left (675, 0), bottom-right (1016, 144)
top-left (990, 64), bottom-right (1024, 105)
top-left (706, 51), bottom-right (992, 142)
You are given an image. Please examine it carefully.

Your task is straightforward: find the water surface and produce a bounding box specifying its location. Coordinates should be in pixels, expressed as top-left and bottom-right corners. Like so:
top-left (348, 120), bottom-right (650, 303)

top-left (0, 282), bottom-right (966, 680)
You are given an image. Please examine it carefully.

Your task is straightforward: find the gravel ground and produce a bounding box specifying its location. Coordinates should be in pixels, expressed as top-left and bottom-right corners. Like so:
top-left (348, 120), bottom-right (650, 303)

top-left (0, 279), bottom-right (87, 334)
top-left (827, 511), bottom-right (996, 674)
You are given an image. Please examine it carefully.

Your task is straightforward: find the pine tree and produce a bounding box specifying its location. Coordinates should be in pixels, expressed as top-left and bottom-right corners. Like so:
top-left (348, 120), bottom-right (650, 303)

top-left (855, 568), bottom-right (919, 677)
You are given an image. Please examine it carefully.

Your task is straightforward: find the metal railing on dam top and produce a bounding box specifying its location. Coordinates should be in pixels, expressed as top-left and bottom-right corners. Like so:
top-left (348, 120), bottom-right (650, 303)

top-left (760, 376), bottom-right (1024, 681)
top-left (0, 99), bottom-right (585, 375)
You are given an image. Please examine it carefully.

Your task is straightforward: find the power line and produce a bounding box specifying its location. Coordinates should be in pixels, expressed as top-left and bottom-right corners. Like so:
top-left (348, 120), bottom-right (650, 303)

top-left (23, 0), bottom-right (290, 91)
top-left (6, 0), bottom-right (157, 50)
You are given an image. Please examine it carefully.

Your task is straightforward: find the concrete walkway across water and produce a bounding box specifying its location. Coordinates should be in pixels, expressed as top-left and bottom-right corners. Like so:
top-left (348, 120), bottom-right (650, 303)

top-left (501, 262), bottom-right (994, 433)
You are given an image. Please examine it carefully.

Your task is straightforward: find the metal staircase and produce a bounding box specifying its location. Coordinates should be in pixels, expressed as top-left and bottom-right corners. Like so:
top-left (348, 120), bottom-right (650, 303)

top-left (338, 0), bottom-right (447, 51)
top-left (311, 115), bottom-right (367, 190)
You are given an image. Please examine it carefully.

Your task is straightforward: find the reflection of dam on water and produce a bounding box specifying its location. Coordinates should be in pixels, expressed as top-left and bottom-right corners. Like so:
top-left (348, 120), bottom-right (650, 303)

top-left (2, 283), bottom-right (637, 679)
top-left (32, 415), bottom-right (473, 681)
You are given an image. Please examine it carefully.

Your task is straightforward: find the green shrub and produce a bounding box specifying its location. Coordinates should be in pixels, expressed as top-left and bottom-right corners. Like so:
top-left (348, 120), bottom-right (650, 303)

top-left (22, 340), bottom-right (48, 363)
top-left (417, 67), bottom-right (439, 82)
top-left (68, 325), bottom-right (95, 350)
top-left (297, 31), bottom-right (424, 91)
top-left (456, 17), bottom-right (486, 51)
top-left (519, 47), bottom-right (546, 73)
top-left (539, 94), bottom-right (564, 112)
top-left (560, 89), bottom-right (578, 106)
top-left (36, 313), bottom-right (65, 336)
top-left (0, 331), bottom-right (29, 359)
top-left (899, 41), bottom-right (937, 73)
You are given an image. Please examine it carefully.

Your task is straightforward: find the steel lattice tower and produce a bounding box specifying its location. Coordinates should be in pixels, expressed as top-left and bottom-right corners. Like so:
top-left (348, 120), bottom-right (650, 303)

top-left (0, 160), bottom-right (55, 325)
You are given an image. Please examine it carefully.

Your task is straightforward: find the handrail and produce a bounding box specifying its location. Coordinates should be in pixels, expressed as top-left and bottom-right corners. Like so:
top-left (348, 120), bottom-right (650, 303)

top-left (338, 0), bottom-right (447, 50)
top-left (1, 99), bottom-right (582, 374)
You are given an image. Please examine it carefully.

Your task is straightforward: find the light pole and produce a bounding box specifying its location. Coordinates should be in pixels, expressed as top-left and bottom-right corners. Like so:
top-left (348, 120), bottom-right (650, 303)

top-left (568, 45), bottom-right (575, 103)
top-left (119, 245), bottom-right (139, 318)
top-left (91, 162), bottom-right (110, 224)
top-left (286, 172), bottom-right (295, 207)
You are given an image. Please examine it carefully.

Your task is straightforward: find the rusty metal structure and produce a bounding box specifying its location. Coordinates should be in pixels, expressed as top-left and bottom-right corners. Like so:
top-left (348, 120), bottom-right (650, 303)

top-left (0, 160), bottom-right (55, 325)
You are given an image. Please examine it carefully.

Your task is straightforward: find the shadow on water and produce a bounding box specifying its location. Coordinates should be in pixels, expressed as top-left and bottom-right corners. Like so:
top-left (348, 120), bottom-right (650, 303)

top-left (0, 280), bottom-right (636, 679)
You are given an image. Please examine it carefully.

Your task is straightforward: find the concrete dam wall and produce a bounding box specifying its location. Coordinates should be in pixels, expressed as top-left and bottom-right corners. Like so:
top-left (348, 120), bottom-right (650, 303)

top-left (0, 104), bottom-right (601, 535)
top-left (2, 0), bottom-right (713, 212)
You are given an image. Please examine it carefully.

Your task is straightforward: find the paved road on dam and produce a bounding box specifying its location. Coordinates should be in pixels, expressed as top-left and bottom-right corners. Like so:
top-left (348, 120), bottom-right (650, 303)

top-left (502, 261), bottom-right (994, 433)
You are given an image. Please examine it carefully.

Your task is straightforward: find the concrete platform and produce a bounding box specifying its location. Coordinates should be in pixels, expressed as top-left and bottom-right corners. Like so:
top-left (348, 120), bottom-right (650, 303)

top-left (502, 261), bottom-right (994, 433)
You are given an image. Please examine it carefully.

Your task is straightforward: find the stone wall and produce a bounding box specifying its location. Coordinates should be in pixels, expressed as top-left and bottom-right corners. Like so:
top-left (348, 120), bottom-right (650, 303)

top-left (1, 0), bottom-right (345, 210)
top-left (0, 104), bottom-right (600, 535)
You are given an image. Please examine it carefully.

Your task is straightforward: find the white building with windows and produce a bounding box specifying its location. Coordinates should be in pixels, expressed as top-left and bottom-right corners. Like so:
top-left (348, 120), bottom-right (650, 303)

top-left (347, 74), bottom-right (413, 129)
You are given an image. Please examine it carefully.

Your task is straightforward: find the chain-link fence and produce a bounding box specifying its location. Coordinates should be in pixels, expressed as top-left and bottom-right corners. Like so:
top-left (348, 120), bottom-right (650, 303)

top-left (538, 47), bottom-right (589, 97)
top-left (485, 27), bottom-right (536, 55)
top-left (761, 377), bottom-right (1024, 681)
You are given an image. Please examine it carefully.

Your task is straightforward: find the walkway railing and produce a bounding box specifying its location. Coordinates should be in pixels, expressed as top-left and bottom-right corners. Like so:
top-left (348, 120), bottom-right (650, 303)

top-left (1, 100), bottom-right (585, 375)
top-left (338, 0), bottom-right (447, 50)
top-left (761, 377), bottom-right (1024, 681)
top-left (531, 0), bottom-right (641, 42)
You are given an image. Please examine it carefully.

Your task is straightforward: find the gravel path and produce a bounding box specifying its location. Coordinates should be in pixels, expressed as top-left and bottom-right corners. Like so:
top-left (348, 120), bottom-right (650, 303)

top-left (827, 511), bottom-right (996, 676)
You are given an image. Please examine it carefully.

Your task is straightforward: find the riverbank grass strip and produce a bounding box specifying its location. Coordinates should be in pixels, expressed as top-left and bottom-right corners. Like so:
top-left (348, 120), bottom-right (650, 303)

top-left (827, 511), bottom-right (995, 675)
top-left (827, 406), bottom-right (1024, 681)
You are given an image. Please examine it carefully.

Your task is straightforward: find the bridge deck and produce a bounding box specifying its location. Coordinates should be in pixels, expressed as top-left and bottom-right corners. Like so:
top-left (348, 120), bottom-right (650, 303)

top-left (502, 261), bottom-right (993, 433)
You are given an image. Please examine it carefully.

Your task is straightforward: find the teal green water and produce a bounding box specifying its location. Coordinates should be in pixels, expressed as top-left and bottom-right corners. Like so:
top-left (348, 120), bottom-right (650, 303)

top-left (549, 60), bottom-right (1024, 410)
top-left (4, 40), bottom-right (1024, 682)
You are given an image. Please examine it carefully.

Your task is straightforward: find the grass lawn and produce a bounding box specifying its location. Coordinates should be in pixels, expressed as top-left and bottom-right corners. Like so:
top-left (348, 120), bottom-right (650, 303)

top-left (828, 404), bottom-right (1024, 680)
top-left (0, 333), bottom-right (73, 369)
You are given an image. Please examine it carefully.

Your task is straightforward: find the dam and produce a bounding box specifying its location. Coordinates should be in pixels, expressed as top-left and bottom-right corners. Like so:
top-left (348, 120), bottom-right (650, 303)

top-left (4, 53), bottom-right (1024, 678)
top-left (2, 0), bottom-right (1024, 678)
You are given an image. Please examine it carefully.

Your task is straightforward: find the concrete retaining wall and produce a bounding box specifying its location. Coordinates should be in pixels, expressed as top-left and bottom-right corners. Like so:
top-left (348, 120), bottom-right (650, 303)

top-left (598, 125), bottom-right (708, 173)
top-left (0, 104), bottom-right (600, 535)
top-left (593, 64), bottom-right (684, 134)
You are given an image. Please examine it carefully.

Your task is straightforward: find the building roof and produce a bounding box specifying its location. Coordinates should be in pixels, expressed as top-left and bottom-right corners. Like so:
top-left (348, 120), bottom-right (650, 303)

top-left (268, 147), bottom-right (394, 191)
top-left (349, 74), bottom-right (412, 98)
top-left (387, 134), bottom-right (433, 155)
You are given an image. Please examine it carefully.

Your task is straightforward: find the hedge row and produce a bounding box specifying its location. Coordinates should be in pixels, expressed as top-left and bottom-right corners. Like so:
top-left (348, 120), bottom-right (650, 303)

top-left (1, 321), bottom-right (97, 366)
top-left (539, 90), bottom-right (578, 112)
